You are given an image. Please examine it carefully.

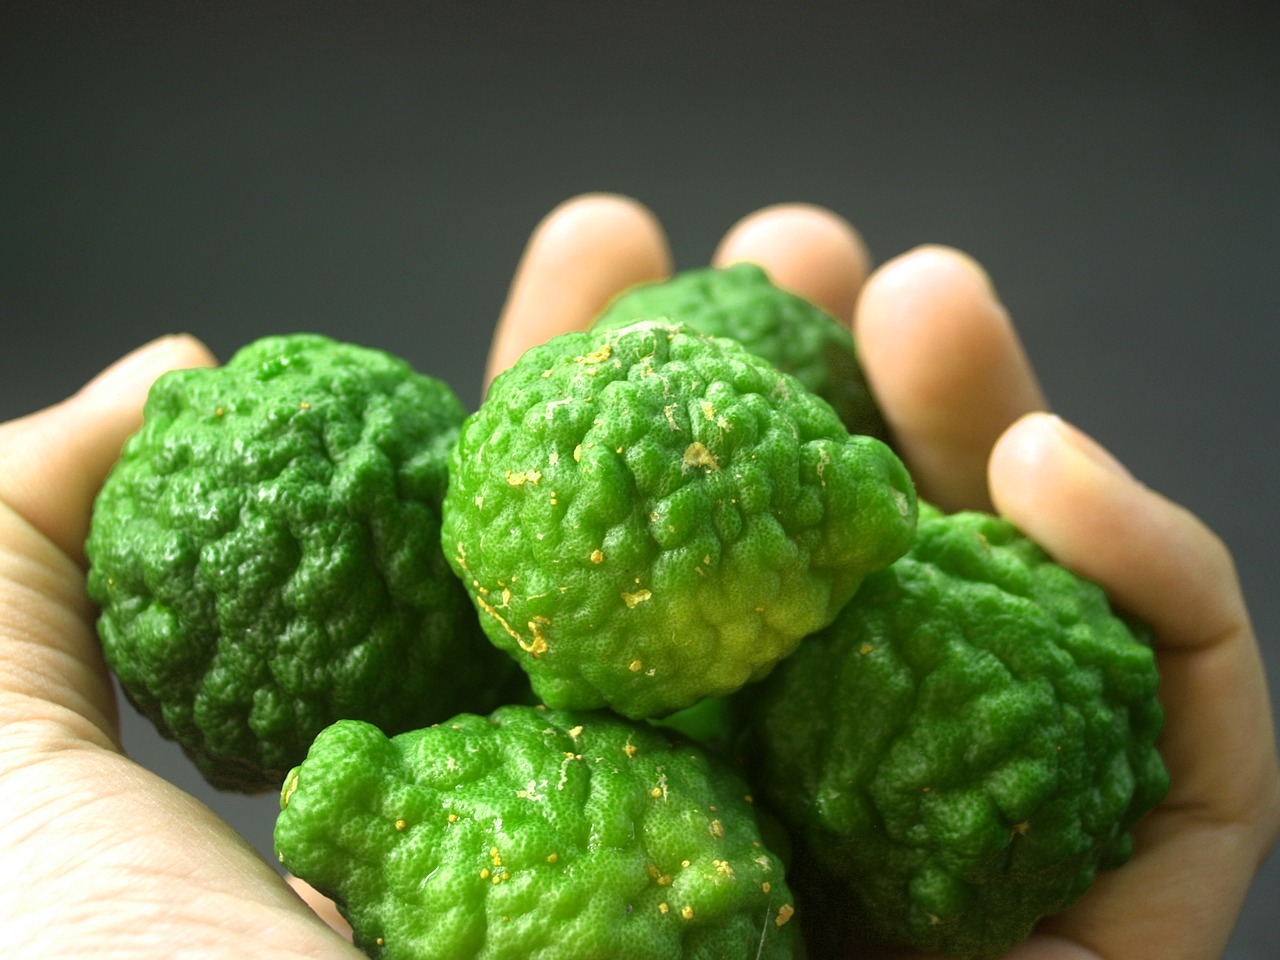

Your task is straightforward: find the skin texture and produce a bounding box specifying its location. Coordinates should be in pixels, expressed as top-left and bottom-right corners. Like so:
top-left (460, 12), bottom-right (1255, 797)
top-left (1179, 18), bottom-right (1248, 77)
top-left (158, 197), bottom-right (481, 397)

top-left (591, 262), bottom-right (888, 438)
top-left (747, 502), bottom-right (1171, 958)
top-left (0, 195), bottom-right (1274, 958)
top-left (86, 334), bottom-right (513, 793)
top-left (275, 707), bottom-right (800, 960)
top-left (445, 319), bottom-right (915, 718)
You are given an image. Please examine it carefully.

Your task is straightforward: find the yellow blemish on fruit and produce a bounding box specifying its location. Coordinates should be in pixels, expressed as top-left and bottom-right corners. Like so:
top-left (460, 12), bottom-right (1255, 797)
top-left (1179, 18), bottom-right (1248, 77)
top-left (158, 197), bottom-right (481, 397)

top-left (658, 902), bottom-right (669, 915)
top-left (713, 859), bottom-right (734, 878)
top-left (299, 400), bottom-right (311, 410)
top-left (700, 400), bottom-right (715, 420)
top-left (629, 659), bottom-right (643, 672)
top-left (575, 344), bottom-right (612, 364)
top-left (664, 404), bottom-right (680, 431)
top-left (394, 819), bottom-right (407, 831)
top-left (650, 787), bottom-right (663, 799)
top-left (1013, 821), bottom-right (1031, 836)
top-left (709, 819), bottom-right (724, 838)
top-left (859, 644), bottom-right (875, 655)
top-left (547, 853), bottom-right (559, 864)
top-left (682, 906), bottom-right (695, 920)
top-left (476, 596), bottom-right (524, 643)
top-left (775, 904), bottom-right (795, 927)
top-left (762, 881), bottom-right (771, 893)
top-left (590, 549), bottom-right (605, 564)
top-left (518, 620), bottom-right (550, 658)
top-left (622, 589), bottom-right (652, 608)
top-left (214, 406), bottom-right (224, 417)
top-left (505, 469), bottom-right (542, 486)
top-left (447, 813), bottom-right (459, 823)
top-left (548, 450), bottom-right (559, 465)
top-left (480, 868), bottom-right (490, 879)
top-left (568, 725), bottom-right (584, 739)
top-left (281, 772), bottom-right (299, 807)
top-left (682, 441), bottom-right (719, 471)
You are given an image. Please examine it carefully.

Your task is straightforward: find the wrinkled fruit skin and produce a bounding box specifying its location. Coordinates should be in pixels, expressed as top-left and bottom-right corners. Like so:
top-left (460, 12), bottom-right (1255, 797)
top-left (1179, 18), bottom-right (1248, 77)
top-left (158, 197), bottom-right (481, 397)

top-left (743, 503), bottom-right (1170, 959)
top-left (593, 263), bottom-right (888, 439)
top-left (274, 706), bottom-right (800, 960)
top-left (86, 333), bottom-right (517, 793)
top-left (441, 320), bottom-right (916, 719)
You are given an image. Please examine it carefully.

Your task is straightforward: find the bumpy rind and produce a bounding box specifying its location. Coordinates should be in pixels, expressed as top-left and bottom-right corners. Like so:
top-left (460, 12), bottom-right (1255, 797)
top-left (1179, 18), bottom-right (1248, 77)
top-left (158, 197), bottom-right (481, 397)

top-left (744, 503), bottom-right (1170, 959)
top-left (86, 333), bottom-right (516, 793)
top-left (441, 320), bottom-right (916, 719)
top-left (274, 706), bottom-right (800, 960)
top-left (593, 263), bottom-right (888, 439)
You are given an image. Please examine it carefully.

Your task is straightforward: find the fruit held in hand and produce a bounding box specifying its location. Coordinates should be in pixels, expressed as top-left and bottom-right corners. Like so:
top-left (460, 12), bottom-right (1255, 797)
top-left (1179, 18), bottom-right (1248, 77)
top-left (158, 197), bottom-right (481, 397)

top-left (743, 502), bottom-right (1170, 959)
top-left (441, 319), bottom-right (916, 719)
top-left (593, 263), bottom-right (887, 438)
top-left (274, 706), bottom-right (800, 960)
top-left (86, 333), bottom-right (516, 793)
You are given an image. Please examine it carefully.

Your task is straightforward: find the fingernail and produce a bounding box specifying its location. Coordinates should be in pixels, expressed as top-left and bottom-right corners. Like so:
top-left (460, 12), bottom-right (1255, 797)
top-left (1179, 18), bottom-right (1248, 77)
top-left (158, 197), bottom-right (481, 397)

top-left (1049, 414), bottom-right (1133, 480)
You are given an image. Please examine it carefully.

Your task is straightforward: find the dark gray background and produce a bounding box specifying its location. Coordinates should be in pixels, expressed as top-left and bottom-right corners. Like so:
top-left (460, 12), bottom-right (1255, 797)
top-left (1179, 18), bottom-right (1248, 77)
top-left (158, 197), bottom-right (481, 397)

top-left (3, 2), bottom-right (1276, 956)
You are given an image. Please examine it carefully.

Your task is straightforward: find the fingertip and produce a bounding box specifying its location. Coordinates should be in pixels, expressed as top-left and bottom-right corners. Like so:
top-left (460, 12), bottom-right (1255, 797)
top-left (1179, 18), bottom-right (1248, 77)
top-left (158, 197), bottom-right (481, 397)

top-left (854, 244), bottom-right (1003, 350)
top-left (988, 412), bottom-right (1242, 649)
top-left (712, 203), bottom-right (871, 321)
top-left (532, 193), bottom-right (669, 265)
top-left (486, 193), bottom-right (673, 387)
top-left (855, 245), bottom-right (1045, 511)
top-left (75, 333), bottom-right (218, 411)
top-left (1, 333), bottom-right (217, 562)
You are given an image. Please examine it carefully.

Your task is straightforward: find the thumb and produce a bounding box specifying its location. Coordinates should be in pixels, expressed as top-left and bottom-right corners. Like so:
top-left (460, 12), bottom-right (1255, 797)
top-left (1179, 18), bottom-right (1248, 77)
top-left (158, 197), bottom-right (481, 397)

top-left (0, 334), bottom-right (217, 564)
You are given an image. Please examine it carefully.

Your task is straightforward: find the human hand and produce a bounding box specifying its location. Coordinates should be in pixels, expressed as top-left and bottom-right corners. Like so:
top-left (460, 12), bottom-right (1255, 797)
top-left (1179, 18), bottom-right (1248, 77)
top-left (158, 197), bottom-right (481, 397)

top-left (3, 195), bottom-right (1275, 960)
top-left (0, 337), bottom-right (363, 956)
top-left (484, 193), bottom-right (1280, 959)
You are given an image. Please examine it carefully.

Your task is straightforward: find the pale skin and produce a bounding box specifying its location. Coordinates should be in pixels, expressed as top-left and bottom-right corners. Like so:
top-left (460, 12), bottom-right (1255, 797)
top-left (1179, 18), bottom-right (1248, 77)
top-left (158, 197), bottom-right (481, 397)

top-left (0, 194), bottom-right (1275, 959)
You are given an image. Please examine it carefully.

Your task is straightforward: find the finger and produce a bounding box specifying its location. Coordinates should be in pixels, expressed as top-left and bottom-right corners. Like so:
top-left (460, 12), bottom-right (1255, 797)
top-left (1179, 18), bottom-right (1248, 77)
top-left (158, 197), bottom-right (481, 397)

top-left (711, 203), bottom-right (871, 322)
top-left (485, 193), bottom-right (672, 389)
top-left (989, 412), bottom-right (1280, 959)
top-left (990, 412), bottom-right (1278, 818)
top-left (0, 334), bottom-right (217, 564)
top-left (287, 875), bottom-right (354, 941)
top-left (855, 246), bottom-right (1047, 512)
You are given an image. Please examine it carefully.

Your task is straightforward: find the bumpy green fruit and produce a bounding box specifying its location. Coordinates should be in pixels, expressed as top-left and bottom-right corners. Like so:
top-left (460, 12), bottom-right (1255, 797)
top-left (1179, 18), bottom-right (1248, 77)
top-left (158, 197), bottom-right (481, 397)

top-left (441, 319), bottom-right (916, 719)
top-left (274, 706), bottom-right (800, 960)
top-left (86, 333), bottom-right (517, 793)
top-left (743, 503), bottom-right (1170, 959)
top-left (594, 263), bottom-right (887, 439)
